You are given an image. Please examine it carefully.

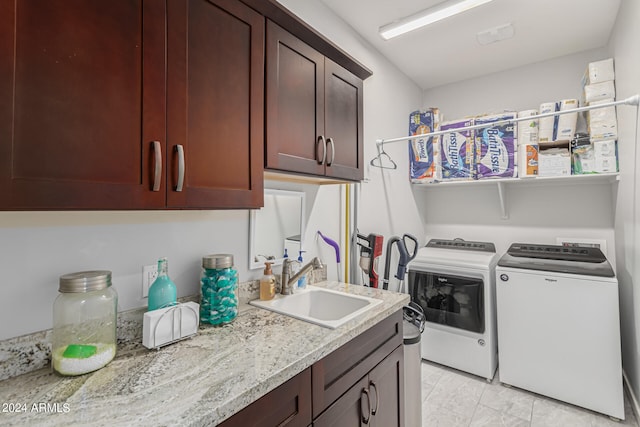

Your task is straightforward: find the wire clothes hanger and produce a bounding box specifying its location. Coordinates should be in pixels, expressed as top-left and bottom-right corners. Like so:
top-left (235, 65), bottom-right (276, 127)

top-left (370, 142), bottom-right (398, 169)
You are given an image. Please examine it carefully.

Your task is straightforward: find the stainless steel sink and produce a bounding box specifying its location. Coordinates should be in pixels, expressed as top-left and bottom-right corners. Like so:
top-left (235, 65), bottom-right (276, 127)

top-left (249, 285), bottom-right (383, 329)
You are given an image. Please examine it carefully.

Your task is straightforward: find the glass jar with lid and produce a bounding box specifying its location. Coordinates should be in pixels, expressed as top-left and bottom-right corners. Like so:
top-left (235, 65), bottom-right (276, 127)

top-left (200, 254), bottom-right (238, 325)
top-left (52, 270), bottom-right (118, 376)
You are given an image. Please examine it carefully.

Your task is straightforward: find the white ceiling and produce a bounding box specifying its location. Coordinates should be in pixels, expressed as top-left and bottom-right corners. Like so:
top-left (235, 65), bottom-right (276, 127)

top-left (320, 0), bottom-right (621, 90)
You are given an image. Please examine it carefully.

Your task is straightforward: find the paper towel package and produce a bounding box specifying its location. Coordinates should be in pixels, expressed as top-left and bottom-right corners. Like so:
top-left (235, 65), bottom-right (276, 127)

top-left (588, 98), bottom-right (618, 141)
top-left (538, 148), bottom-right (571, 177)
top-left (409, 109), bottom-right (441, 182)
top-left (475, 113), bottom-right (517, 179)
top-left (518, 144), bottom-right (539, 177)
top-left (572, 145), bottom-right (596, 174)
top-left (593, 140), bottom-right (618, 172)
top-left (538, 102), bottom-right (558, 143)
top-left (584, 81), bottom-right (616, 104)
top-left (440, 119), bottom-right (475, 180)
top-left (517, 109), bottom-right (538, 145)
top-left (582, 58), bottom-right (615, 86)
top-left (556, 99), bottom-right (578, 141)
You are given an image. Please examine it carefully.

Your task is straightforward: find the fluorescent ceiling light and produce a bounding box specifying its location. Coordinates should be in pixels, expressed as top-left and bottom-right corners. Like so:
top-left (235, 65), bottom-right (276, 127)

top-left (379, 0), bottom-right (495, 40)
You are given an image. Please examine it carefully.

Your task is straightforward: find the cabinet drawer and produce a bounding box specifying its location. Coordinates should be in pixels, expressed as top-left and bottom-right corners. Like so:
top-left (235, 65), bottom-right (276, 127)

top-left (311, 310), bottom-right (403, 418)
top-left (219, 367), bottom-right (312, 427)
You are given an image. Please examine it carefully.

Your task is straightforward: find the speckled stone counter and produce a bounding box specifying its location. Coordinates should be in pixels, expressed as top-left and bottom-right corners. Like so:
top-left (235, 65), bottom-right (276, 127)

top-left (0, 282), bottom-right (409, 426)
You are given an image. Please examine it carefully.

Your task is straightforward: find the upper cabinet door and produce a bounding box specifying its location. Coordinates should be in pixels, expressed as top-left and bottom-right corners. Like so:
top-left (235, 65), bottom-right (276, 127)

top-left (265, 20), bottom-right (326, 177)
top-left (0, 0), bottom-right (166, 209)
top-left (324, 59), bottom-right (364, 181)
top-left (166, 0), bottom-right (264, 208)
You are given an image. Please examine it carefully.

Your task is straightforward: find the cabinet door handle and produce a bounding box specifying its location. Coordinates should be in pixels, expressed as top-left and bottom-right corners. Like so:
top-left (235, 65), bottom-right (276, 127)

top-left (316, 135), bottom-right (327, 165)
top-left (361, 388), bottom-right (372, 425)
top-left (175, 145), bottom-right (185, 192)
top-left (326, 137), bottom-right (335, 166)
top-left (369, 381), bottom-right (379, 416)
top-left (152, 140), bottom-right (162, 192)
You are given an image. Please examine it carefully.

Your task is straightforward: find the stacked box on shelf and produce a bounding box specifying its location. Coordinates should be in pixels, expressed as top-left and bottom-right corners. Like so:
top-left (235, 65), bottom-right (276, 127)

top-left (578, 58), bottom-right (619, 174)
top-left (409, 109), bottom-right (441, 183)
top-left (474, 113), bottom-right (518, 179)
top-left (440, 118), bottom-right (475, 180)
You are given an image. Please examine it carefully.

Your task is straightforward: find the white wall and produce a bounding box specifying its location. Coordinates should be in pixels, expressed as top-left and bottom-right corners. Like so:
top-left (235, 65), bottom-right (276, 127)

top-left (419, 48), bottom-right (618, 261)
top-left (275, 0), bottom-right (425, 290)
top-left (609, 0), bottom-right (640, 408)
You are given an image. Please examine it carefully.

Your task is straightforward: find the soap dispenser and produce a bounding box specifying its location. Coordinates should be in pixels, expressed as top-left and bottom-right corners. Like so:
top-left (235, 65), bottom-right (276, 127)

top-left (260, 262), bottom-right (276, 300)
top-left (297, 250), bottom-right (307, 290)
top-left (148, 257), bottom-right (177, 311)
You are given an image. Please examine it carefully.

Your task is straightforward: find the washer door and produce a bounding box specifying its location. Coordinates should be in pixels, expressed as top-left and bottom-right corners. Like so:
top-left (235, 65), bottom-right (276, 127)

top-left (408, 270), bottom-right (484, 333)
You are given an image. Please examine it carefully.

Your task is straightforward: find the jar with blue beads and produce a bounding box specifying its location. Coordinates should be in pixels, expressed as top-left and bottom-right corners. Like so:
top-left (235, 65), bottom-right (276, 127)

top-left (200, 254), bottom-right (238, 325)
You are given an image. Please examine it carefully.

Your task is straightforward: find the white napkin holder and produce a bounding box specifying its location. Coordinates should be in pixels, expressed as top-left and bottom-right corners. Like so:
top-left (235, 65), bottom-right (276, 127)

top-left (143, 302), bottom-right (199, 349)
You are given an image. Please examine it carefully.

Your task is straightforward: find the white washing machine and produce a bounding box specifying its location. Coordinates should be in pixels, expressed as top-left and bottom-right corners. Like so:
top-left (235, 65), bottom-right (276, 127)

top-left (408, 238), bottom-right (499, 381)
top-left (496, 243), bottom-right (624, 420)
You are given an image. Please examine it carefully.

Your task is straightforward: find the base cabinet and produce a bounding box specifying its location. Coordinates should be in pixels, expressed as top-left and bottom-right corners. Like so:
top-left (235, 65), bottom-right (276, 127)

top-left (313, 345), bottom-right (404, 427)
top-left (219, 310), bottom-right (404, 427)
top-left (218, 368), bottom-right (312, 427)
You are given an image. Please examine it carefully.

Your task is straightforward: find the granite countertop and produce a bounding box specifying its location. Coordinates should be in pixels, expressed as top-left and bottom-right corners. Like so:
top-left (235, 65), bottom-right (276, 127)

top-left (0, 281), bottom-right (409, 426)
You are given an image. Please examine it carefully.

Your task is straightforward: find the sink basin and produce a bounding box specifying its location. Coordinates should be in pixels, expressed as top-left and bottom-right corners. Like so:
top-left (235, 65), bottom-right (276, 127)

top-left (249, 285), bottom-right (383, 329)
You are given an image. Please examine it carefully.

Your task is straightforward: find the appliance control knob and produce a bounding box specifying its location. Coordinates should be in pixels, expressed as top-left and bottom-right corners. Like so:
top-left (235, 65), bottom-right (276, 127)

top-left (500, 274), bottom-right (509, 281)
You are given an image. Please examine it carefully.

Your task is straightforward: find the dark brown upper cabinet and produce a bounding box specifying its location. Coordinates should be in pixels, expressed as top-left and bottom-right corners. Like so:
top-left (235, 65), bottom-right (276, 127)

top-left (265, 20), bottom-right (364, 182)
top-left (0, 0), bottom-right (263, 210)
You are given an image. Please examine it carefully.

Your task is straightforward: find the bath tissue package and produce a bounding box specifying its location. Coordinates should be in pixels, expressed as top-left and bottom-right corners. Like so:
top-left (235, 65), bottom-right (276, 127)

top-left (409, 109), bottom-right (441, 182)
top-left (475, 113), bottom-right (517, 179)
top-left (556, 99), bottom-right (578, 141)
top-left (582, 58), bottom-right (615, 86)
top-left (584, 81), bottom-right (616, 104)
top-left (440, 119), bottom-right (475, 180)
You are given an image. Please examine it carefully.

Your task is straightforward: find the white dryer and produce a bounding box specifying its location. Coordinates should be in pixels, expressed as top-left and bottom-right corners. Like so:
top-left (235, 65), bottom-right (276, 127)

top-left (496, 243), bottom-right (624, 420)
top-left (408, 238), bottom-right (499, 381)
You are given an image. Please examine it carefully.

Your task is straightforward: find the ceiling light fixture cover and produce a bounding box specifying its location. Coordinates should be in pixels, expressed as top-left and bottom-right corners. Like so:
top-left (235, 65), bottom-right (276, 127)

top-left (476, 23), bottom-right (515, 45)
top-left (379, 0), bottom-right (495, 40)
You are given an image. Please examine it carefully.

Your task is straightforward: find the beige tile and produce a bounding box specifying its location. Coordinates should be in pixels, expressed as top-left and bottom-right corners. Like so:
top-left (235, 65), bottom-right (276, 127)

top-left (470, 404), bottom-right (530, 427)
top-left (531, 397), bottom-right (594, 427)
top-left (479, 383), bottom-right (535, 422)
top-left (422, 400), bottom-right (472, 427)
top-left (422, 360), bottom-right (446, 386)
top-left (425, 369), bottom-right (487, 418)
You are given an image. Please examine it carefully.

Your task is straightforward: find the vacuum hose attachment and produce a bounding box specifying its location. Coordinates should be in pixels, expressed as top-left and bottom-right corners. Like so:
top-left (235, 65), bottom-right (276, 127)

top-left (317, 231), bottom-right (340, 262)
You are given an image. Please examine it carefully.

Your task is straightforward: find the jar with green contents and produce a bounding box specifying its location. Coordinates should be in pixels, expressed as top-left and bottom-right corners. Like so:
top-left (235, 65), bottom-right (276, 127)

top-left (52, 271), bottom-right (118, 376)
top-left (200, 254), bottom-right (238, 325)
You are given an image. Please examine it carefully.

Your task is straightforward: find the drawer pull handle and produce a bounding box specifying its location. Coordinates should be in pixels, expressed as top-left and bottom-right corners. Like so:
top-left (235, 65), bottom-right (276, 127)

top-left (361, 388), bottom-right (372, 424)
top-left (175, 145), bottom-right (185, 192)
top-left (152, 140), bottom-right (162, 192)
top-left (326, 137), bottom-right (335, 166)
top-left (369, 381), bottom-right (379, 416)
top-left (317, 135), bottom-right (327, 165)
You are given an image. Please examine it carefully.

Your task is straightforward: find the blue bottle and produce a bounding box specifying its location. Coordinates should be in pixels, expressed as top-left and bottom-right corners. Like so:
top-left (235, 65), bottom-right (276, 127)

top-left (297, 250), bottom-right (307, 289)
top-left (148, 257), bottom-right (177, 311)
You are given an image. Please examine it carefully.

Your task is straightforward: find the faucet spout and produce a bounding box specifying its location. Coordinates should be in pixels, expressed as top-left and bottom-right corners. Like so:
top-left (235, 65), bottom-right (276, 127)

top-left (281, 257), bottom-right (323, 295)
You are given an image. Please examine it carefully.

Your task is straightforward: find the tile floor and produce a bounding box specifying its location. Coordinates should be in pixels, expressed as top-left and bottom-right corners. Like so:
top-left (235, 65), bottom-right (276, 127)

top-left (420, 360), bottom-right (639, 427)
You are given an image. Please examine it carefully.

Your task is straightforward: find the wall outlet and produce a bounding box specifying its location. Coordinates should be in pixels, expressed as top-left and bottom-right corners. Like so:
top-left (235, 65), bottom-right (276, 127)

top-left (142, 264), bottom-right (158, 298)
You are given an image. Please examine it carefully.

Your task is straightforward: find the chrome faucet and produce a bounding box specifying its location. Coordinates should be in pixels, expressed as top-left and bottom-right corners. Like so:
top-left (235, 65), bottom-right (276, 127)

top-left (281, 257), bottom-right (323, 295)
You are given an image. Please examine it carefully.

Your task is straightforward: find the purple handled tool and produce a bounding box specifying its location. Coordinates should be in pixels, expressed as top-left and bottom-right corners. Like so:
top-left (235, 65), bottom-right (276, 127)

top-left (317, 231), bottom-right (341, 281)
